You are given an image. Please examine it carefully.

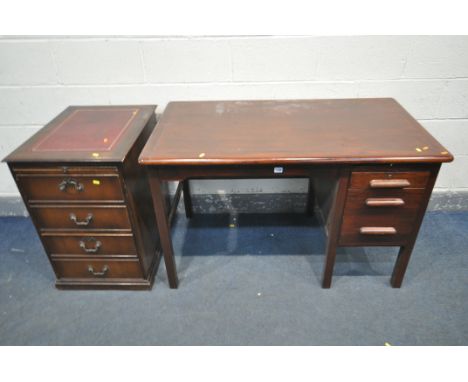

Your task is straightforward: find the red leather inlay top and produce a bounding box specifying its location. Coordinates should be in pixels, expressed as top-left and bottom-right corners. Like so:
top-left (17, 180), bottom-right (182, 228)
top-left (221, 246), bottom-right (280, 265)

top-left (33, 108), bottom-right (138, 152)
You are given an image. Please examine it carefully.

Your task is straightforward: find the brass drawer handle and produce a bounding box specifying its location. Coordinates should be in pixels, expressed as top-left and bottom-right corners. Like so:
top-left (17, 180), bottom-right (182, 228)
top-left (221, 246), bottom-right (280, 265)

top-left (360, 227), bottom-right (397, 235)
top-left (69, 213), bottom-right (93, 226)
top-left (369, 179), bottom-right (410, 188)
top-left (88, 265), bottom-right (109, 277)
top-left (59, 178), bottom-right (84, 192)
top-left (365, 198), bottom-right (405, 207)
top-left (79, 238), bottom-right (102, 253)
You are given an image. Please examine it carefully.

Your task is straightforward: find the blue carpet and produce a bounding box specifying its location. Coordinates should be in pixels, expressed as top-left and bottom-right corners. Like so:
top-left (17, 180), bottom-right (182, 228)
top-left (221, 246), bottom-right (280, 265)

top-left (0, 211), bottom-right (466, 345)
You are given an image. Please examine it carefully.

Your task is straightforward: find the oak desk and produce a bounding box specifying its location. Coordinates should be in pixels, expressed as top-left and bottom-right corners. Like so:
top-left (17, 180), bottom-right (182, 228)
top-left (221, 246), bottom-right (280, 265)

top-left (139, 98), bottom-right (453, 289)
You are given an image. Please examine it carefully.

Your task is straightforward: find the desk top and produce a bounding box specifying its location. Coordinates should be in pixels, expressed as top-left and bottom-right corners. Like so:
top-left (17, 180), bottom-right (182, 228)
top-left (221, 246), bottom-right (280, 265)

top-left (139, 98), bottom-right (453, 166)
top-left (5, 105), bottom-right (156, 163)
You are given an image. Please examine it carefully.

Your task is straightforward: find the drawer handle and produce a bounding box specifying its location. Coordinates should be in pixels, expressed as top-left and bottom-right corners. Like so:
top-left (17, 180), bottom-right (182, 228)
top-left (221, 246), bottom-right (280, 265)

top-left (360, 227), bottom-right (397, 235)
top-left (79, 238), bottom-right (102, 253)
top-left (365, 198), bottom-right (405, 207)
top-left (59, 178), bottom-right (84, 192)
top-left (69, 213), bottom-right (93, 226)
top-left (88, 265), bottom-right (109, 277)
top-left (369, 179), bottom-right (410, 188)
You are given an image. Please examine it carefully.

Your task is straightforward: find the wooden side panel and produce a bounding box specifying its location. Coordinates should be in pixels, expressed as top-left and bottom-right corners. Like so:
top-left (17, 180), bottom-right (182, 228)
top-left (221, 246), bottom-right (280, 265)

top-left (311, 167), bottom-right (341, 235)
top-left (120, 114), bottom-right (161, 276)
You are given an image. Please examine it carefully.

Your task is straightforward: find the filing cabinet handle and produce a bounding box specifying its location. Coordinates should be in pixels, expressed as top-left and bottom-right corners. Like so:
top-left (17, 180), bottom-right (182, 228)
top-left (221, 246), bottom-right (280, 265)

top-left (59, 178), bottom-right (84, 192)
top-left (360, 227), bottom-right (397, 235)
top-left (365, 198), bottom-right (405, 207)
top-left (79, 238), bottom-right (102, 253)
top-left (369, 179), bottom-right (410, 188)
top-left (69, 213), bottom-right (93, 226)
top-left (87, 265), bottom-right (109, 277)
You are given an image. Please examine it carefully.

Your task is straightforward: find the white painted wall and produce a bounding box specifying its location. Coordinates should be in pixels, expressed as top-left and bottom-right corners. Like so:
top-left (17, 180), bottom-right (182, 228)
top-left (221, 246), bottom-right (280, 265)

top-left (1, 36), bottom-right (467, 197)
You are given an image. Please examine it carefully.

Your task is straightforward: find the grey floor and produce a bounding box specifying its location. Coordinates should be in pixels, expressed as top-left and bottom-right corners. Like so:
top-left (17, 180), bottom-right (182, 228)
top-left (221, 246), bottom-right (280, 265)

top-left (0, 210), bottom-right (467, 345)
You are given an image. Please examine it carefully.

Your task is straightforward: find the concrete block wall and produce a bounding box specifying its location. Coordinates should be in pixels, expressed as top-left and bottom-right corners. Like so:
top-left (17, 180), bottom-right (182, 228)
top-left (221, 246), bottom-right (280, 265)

top-left (1, 36), bottom-right (467, 210)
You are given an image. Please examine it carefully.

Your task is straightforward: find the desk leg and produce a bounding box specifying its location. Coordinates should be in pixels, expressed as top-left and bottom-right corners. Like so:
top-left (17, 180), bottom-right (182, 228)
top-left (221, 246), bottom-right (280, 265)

top-left (322, 238), bottom-right (339, 289)
top-left (322, 171), bottom-right (350, 288)
top-left (148, 171), bottom-right (179, 289)
top-left (391, 244), bottom-right (415, 288)
top-left (390, 164), bottom-right (439, 288)
top-left (182, 179), bottom-right (193, 218)
top-left (306, 178), bottom-right (315, 216)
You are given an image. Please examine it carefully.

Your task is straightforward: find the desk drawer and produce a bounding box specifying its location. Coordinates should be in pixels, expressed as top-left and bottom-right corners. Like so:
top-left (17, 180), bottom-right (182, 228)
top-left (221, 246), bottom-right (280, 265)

top-left (339, 189), bottom-right (426, 246)
top-left (343, 189), bottom-right (426, 216)
top-left (30, 205), bottom-right (131, 230)
top-left (42, 233), bottom-right (137, 257)
top-left (16, 174), bottom-right (125, 203)
top-left (52, 259), bottom-right (143, 279)
top-left (349, 171), bottom-right (429, 190)
top-left (339, 213), bottom-right (417, 245)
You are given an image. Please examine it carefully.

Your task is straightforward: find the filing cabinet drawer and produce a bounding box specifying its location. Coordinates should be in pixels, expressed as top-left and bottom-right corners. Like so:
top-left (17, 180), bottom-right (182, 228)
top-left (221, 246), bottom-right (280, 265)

top-left (52, 259), bottom-right (143, 279)
top-left (42, 233), bottom-right (137, 257)
top-left (349, 171), bottom-right (430, 190)
top-left (30, 204), bottom-right (132, 230)
top-left (12, 166), bottom-right (120, 175)
top-left (15, 173), bottom-right (125, 203)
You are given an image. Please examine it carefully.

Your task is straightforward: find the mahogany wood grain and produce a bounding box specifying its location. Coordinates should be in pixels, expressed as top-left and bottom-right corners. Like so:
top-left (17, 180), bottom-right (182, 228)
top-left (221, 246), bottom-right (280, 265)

top-left (15, 173), bottom-right (125, 203)
top-left (310, 167), bottom-right (341, 235)
top-left (12, 166), bottom-right (120, 175)
top-left (52, 258), bottom-right (143, 279)
top-left (119, 113), bottom-right (162, 275)
top-left (390, 164), bottom-right (441, 287)
top-left (350, 171), bottom-right (429, 189)
top-left (4, 106), bottom-right (163, 290)
top-left (155, 164), bottom-right (315, 181)
top-left (139, 99), bottom-right (453, 166)
top-left (306, 178), bottom-right (315, 216)
top-left (340, 188), bottom-right (426, 246)
top-left (182, 180), bottom-right (193, 218)
top-left (147, 169), bottom-right (179, 288)
top-left (42, 232), bottom-right (137, 257)
top-left (168, 182), bottom-right (183, 225)
top-left (29, 204), bottom-right (132, 230)
top-left (322, 168), bottom-right (351, 288)
top-left (139, 99), bottom-right (452, 289)
top-left (344, 188), bottom-right (425, 214)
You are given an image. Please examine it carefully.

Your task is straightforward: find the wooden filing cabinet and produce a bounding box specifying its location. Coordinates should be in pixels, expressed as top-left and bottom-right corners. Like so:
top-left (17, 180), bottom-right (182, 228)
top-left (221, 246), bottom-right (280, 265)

top-left (4, 105), bottom-right (172, 290)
